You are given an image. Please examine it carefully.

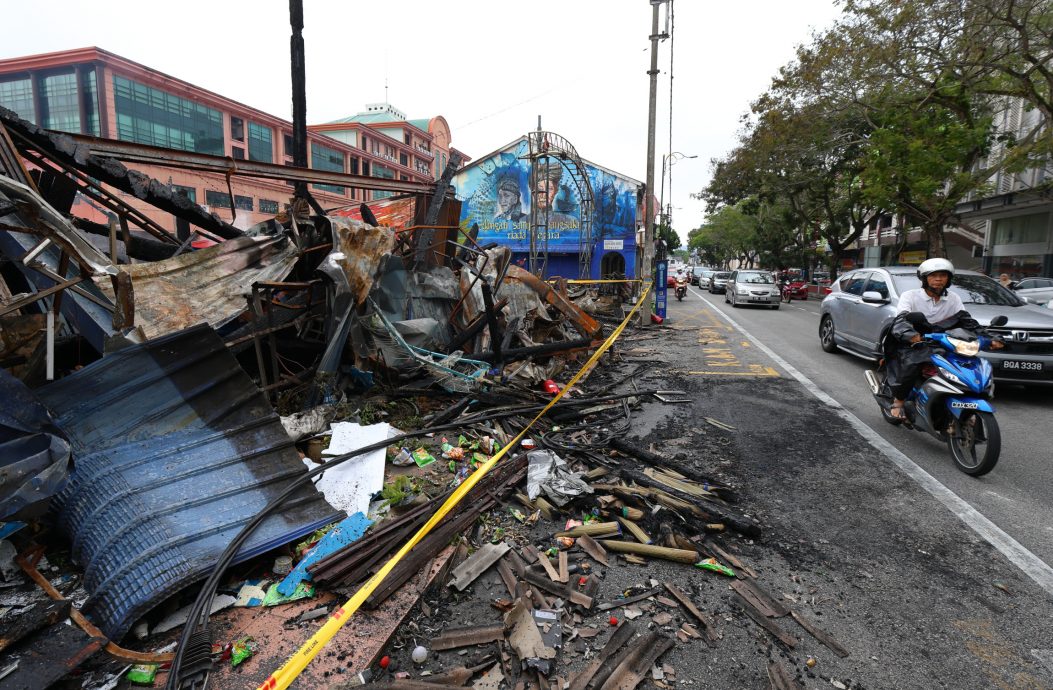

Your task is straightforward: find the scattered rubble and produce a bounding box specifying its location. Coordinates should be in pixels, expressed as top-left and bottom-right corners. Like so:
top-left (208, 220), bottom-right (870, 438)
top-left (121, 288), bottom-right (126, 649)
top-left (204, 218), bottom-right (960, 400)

top-left (0, 105), bottom-right (854, 690)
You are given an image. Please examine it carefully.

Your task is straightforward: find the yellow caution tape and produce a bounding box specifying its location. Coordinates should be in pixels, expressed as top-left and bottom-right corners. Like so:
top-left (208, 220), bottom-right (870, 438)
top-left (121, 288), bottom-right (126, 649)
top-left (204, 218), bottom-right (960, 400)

top-left (257, 284), bottom-right (653, 690)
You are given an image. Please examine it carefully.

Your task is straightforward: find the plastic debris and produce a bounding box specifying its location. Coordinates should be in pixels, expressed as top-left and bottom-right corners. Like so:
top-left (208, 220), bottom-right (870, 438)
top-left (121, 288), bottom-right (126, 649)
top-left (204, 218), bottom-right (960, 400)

top-left (262, 581), bottom-right (315, 606)
top-left (695, 558), bottom-right (735, 577)
top-left (412, 448), bottom-right (436, 468)
top-left (526, 450), bottom-right (593, 507)
top-left (230, 636), bottom-right (256, 667)
top-left (126, 664), bottom-right (158, 685)
top-left (276, 513), bottom-right (371, 596)
top-left (411, 645), bottom-right (428, 664)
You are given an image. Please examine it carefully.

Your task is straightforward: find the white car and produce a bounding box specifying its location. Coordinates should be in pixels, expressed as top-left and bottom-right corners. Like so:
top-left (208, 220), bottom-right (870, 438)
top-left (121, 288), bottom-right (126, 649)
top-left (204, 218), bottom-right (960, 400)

top-left (1012, 277), bottom-right (1053, 305)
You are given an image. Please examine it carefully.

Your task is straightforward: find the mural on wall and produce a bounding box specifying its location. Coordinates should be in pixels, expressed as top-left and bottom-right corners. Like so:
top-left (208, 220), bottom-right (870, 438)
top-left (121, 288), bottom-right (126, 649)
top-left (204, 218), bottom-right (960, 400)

top-left (453, 138), bottom-right (639, 277)
top-left (454, 139), bottom-right (637, 252)
top-left (588, 167), bottom-right (637, 244)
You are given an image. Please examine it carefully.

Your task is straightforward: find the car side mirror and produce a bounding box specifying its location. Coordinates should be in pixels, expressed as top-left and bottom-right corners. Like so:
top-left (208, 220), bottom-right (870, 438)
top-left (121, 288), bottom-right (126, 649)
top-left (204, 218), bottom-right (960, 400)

top-left (861, 291), bottom-right (887, 304)
top-left (990, 315), bottom-right (1009, 327)
top-left (1020, 295), bottom-right (1030, 303)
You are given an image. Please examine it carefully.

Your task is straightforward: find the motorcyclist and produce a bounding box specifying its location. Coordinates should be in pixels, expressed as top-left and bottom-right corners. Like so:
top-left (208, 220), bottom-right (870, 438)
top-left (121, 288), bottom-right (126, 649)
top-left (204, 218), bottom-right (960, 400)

top-left (886, 258), bottom-right (1003, 418)
top-left (674, 269), bottom-right (688, 299)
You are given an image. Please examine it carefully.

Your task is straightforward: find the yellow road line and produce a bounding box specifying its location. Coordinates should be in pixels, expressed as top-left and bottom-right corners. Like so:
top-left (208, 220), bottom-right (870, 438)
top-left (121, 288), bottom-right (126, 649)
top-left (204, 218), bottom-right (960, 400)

top-left (684, 368), bottom-right (781, 377)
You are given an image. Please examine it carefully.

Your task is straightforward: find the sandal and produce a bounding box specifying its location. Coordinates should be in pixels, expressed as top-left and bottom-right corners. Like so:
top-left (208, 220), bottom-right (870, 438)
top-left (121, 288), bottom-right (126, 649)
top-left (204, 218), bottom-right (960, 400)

top-left (890, 403), bottom-right (905, 419)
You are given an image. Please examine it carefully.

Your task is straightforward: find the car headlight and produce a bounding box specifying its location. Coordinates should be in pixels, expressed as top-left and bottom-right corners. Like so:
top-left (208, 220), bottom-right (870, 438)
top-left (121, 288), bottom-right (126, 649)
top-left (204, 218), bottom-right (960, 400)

top-left (736, 288), bottom-right (748, 294)
top-left (938, 367), bottom-right (964, 386)
top-left (947, 337), bottom-right (980, 357)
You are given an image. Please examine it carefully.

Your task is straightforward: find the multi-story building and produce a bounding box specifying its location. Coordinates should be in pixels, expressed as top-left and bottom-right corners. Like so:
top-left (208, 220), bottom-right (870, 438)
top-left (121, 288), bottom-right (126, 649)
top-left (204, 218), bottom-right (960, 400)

top-left (957, 97), bottom-right (1052, 280)
top-left (0, 47), bottom-right (467, 233)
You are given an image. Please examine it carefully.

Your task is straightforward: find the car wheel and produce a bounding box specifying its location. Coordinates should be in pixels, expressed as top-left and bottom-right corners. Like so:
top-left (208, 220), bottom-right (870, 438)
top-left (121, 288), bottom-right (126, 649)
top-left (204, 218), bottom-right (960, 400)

top-left (819, 315), bottom-right (839, 353)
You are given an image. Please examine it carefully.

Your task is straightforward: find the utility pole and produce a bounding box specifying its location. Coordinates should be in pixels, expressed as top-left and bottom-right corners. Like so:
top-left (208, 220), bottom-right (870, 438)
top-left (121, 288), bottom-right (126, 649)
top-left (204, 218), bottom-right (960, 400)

top-left (641, 0), bottom-right (668, 322)
top-left (290, 0), bottom-right (308, 203)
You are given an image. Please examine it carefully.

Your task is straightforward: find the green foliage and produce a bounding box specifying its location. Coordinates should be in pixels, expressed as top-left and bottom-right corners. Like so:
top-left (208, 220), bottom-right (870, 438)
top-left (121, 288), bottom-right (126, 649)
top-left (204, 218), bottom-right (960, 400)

top-left (699, 0), bottom-right (1051, 264)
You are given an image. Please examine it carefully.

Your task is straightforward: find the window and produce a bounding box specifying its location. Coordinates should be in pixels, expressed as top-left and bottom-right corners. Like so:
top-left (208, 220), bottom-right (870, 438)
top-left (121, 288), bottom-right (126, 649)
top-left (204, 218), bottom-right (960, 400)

top-left (839, 272), bottom-right (869, 296)
top-left (171, 185), bottom-right (197, 203)
top-left (372, 164), bottom-right (395, 179)
top-left (234, 195), bottom-right (253, 211)
top-left (361, 160), bottom-right (370, 176)
top-left (230, 116), bottom-right (244, 142)
top-left (259, 199), bottom-right (279, 214)
top-left (39, 72), bottom-right (80, 133)
top-left (404, 130), bottom-right (411, 144)
top-left (992, 212), bottom-right (1048, 246)
top-left (113, 75), bottom-right (223, 155)
top-left (311, 141), bottom-right (345, 194)
top-left (349, 157), bottom-right (359, 175)
top-left (283, 133), bottom-right (294, 156)
top-left (399, 152), bottom-right (408, 167)
top-left (248, 122), bottom-right (273, 163)
top-left (205, 190), bottom-right (231, 208)
top-left (864, 272), bottom-right (889, 299)
top-left (0, 77), bottom-right (35, 122)
top-left (232, 146), bottom-right (245, 159)
top-left (361, 135), bottom-right (368, 151)
top-left (82, 68), bottom-right (100, 136)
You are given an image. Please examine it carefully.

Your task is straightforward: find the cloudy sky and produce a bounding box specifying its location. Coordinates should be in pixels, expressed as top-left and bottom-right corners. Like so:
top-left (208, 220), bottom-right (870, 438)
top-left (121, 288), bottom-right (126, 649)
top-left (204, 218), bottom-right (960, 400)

top-left (4, 0), bottom-right (844, 242)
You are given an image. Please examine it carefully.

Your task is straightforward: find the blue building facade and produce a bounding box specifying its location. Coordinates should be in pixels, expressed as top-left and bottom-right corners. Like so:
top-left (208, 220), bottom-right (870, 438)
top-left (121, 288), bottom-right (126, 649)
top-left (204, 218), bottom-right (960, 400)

top-left (452, 137), bottom-right (640, 279)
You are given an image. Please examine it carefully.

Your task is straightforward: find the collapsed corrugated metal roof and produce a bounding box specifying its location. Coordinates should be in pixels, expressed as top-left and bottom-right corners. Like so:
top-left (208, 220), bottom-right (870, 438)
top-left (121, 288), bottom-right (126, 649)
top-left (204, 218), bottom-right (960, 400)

top-left (36, 324), bottom-right (343, 640)
top-left (93, 232), bottom-right (299, 339)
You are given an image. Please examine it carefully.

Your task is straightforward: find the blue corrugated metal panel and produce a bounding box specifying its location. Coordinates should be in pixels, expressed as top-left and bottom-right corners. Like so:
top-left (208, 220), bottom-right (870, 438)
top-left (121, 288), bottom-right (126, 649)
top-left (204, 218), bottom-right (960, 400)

top-left (38, 324), bottom-right (343, 640)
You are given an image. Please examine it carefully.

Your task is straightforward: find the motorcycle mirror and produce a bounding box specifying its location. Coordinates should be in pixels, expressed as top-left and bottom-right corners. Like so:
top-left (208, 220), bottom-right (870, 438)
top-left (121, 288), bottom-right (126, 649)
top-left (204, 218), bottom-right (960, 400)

top-left (905, 311), bottom-right (928, 326)
top-left (990, 315), bottom-right (1009, 327)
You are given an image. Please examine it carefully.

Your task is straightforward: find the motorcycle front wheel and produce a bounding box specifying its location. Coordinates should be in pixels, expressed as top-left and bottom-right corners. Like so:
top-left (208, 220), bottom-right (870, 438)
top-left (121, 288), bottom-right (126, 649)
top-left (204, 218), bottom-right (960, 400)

top-left (948, 411), bottom-right (1000, 476)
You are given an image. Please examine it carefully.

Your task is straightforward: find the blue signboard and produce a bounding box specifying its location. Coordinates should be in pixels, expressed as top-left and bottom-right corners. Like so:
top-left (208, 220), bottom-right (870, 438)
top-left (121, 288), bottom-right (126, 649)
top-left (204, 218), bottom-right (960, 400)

top-left (655, 260), bottom-right (667, 319)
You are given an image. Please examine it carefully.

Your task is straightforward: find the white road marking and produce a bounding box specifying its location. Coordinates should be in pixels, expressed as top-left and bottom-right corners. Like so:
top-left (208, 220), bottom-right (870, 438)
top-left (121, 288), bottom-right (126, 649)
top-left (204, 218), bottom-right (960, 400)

top-left (688, 286), bottom-right (1053, 597)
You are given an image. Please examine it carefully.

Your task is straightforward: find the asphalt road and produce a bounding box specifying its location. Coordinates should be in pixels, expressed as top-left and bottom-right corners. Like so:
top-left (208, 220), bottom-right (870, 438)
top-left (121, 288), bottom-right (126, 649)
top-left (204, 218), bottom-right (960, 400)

top-left (680, 284), bottom-right (1053, 570)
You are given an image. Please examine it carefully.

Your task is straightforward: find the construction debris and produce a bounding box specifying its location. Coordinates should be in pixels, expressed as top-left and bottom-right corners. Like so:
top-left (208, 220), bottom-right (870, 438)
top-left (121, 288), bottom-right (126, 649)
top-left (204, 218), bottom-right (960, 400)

top-left (0, 100), bottom-right (857, 690)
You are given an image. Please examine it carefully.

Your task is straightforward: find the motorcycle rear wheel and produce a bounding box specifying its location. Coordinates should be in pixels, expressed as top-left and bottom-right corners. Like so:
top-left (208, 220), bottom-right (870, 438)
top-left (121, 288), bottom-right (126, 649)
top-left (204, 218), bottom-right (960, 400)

top-left (948, 411), bottom-right (1000, 476)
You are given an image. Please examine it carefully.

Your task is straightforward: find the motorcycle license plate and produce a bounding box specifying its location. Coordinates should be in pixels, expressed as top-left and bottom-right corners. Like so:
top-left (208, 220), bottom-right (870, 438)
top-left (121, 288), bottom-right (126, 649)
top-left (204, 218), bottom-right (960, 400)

top-left (1000, 360), bottom-right (1044, 372)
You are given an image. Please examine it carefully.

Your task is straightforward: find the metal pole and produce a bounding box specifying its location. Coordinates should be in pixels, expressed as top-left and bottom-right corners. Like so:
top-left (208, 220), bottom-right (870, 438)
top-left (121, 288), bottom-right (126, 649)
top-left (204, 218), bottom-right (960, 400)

top-left (290, 0), bottom-right (309, 202)
top-left (658, 154), bottom-right (666, 239)
top-left (641, 0), bottom-right (664, 321)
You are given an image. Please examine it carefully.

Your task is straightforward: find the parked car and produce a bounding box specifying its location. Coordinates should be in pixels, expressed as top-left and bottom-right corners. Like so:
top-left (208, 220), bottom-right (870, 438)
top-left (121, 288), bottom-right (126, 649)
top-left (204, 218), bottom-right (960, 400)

top-left (818, 266), bottom-right (1053, 385)
top-left (708, 271), bottom-right (731, 294)
top-left (1011, 277), bottom-right (1053, 304)
top-left (725, 270), bottom-right (781, 309)
top-left (695, 268), bottom-right (715, 288)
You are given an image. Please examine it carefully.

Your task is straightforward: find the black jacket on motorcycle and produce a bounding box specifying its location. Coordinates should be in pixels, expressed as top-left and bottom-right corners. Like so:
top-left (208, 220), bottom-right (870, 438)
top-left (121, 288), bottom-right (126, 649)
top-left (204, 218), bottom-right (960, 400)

top-left (884, 309), bottom-right (982, 399)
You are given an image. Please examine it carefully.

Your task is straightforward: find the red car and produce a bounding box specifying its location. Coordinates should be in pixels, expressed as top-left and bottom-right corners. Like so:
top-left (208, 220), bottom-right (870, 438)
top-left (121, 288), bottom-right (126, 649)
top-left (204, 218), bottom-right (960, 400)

top-left (781, 279), bottom-right (811, 301)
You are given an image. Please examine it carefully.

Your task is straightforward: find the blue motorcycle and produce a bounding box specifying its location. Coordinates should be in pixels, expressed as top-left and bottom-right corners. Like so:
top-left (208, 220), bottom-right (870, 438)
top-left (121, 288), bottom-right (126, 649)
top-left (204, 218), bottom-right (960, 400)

top-left (865, 313), bottom-right (1009, 476)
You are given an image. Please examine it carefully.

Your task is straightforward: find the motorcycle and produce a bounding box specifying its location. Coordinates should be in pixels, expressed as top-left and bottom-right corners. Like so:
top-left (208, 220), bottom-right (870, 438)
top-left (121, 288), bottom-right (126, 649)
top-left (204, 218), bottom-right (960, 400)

top-left (864, 312), bottom-right (1008, 476)
top-left (675, 277), bottom-right (688, 301)
top-left (780, 277), bottom-right (809, 303)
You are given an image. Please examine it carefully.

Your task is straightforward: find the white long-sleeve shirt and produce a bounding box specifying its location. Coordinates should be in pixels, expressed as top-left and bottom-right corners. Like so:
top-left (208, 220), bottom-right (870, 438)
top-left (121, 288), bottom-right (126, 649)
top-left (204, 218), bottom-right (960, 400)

top-left (896, 288), bottom-right (965, 324)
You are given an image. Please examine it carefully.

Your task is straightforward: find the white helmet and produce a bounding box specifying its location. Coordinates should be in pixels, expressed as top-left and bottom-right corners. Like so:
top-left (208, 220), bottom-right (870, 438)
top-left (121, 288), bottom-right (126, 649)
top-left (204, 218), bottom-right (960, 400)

top-left (917, 258), bottom-right (954, 288)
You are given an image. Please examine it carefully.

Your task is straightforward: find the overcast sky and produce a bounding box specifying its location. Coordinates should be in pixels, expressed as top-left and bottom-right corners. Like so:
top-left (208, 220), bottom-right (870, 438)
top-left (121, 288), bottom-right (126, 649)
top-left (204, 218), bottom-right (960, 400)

top-left (4, 0), bottom-right (844, 242)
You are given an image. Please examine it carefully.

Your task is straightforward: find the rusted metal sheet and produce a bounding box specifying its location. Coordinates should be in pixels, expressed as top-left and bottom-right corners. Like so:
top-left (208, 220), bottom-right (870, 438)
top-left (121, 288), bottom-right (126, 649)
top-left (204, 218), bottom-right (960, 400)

top-left (93, 234), bottom-right (297, 339)
top-left (328, 216), bottom-right (396, 306)
top-left (431, 625), bottom-right (506, 651)
top-left (333, 195), bottom-right (420, 229)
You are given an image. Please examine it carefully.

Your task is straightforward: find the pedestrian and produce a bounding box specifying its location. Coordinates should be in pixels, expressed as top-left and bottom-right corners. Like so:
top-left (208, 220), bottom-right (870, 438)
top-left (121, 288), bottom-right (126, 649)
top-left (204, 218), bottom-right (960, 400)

top-left (998, 273), bottom-right (1012, 288)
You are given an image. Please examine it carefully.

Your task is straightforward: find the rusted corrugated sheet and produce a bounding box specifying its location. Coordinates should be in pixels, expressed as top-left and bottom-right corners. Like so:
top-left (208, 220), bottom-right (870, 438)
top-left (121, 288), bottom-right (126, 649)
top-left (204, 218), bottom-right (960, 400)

top-left (93, 234), bottom-right (298, 339)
